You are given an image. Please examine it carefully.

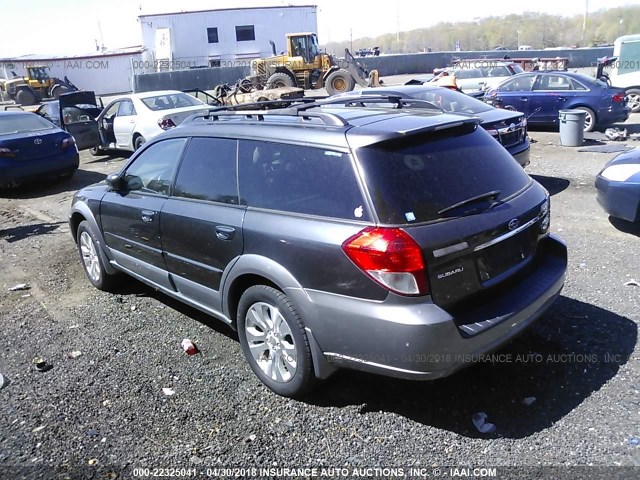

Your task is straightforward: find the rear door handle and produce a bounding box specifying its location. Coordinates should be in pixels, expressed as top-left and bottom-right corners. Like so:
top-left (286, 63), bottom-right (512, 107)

top-left (558, 97), bottom-right (567, 101)
top-left (520, 97), bottom-right (529, 102)
top-left (215, 225), bottom-right (235, 241)
top-left (141, 210), bottom-right (155, 223)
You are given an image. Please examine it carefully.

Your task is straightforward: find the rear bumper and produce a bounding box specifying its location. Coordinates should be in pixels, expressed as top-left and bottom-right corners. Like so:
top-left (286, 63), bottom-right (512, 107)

top-left (295, 234), bottom-right (567, 381)
top-left (595, 175), bottom-right (640, 222)
top-left (596, 106), bottom-right (630, 126)
top-left (0, 150), bottom-right (79, 186)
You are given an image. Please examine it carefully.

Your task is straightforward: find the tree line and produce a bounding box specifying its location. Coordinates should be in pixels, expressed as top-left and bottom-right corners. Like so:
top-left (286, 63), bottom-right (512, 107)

top-left (323, 5), bottom-right (640, 54)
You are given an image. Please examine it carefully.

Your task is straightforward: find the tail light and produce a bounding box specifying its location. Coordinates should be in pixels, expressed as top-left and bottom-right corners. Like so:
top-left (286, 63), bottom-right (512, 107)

top-left (158, 116), bottom-right (177, 130)
top-left (539, 195), bottom-right (550, 234)
top-left (612, 92), bottom-right (625, 103)
top-left (342, 227), bottom-right (429, 296)
top-left (0, 147), bottom-right (15, 157)
top-left (61, 137), bottom-right (76, 150)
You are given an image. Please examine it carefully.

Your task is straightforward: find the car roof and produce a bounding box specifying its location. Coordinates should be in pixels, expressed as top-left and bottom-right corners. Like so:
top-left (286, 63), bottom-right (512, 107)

top-left (167, 106), bottom-right (479, 150)
top-left (0, 110), bottom-right (38, 117)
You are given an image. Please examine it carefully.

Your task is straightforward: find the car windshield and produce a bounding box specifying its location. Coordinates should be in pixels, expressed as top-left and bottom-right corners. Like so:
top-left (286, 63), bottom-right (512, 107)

top-left (0, 114), bottom-right (56, 135)
top-left (140, 93), bottom-right (204, 111)
top-left (409, 88), bottom-right (493, 113)
top-left (356, 127), bottom-right (530, 224)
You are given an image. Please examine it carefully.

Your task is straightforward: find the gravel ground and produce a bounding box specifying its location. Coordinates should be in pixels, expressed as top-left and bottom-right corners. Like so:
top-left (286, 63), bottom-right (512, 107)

top-left (1, 110), bottom-right (639, 479)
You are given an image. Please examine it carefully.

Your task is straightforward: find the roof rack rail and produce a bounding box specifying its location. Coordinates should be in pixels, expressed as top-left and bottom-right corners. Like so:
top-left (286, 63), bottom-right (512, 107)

top-left (316, 94), bottom-right (444, 112)
top-left (185, 105), bottom-right (349, 127)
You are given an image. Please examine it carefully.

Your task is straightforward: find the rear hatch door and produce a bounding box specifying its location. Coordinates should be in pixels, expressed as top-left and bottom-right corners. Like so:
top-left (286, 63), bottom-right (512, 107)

top-left (354, 123), bottom-right (546, 309)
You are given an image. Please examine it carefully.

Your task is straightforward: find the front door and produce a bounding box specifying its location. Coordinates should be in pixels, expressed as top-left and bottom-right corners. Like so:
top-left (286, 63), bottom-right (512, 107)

top-left (160, 137), bottom-right (245, 312)
top-left (100, 137), bottom-right (187, 289)
top-left (113, 99), bottom-right (138, 149)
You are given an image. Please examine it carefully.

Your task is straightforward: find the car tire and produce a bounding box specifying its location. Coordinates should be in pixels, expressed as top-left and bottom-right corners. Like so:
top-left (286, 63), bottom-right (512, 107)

top-left (134, 135), bottom-right (146, 151)
top-left (325, 69), bottom-right (355, 96)
top-left (16, 89), bottom-right (36, 106)
top-left (89, 146), bottom-right (103, 157)
top-left (76, 220), bottom-right (118, 291)
top-left (237, 285), bottom-right (316, 398)
top-left (575, 107), bottom-right (596, 132)
top-left (266, 72), bottom-right (294, 89)
top-left (626, 88), bottom-right (640, 114)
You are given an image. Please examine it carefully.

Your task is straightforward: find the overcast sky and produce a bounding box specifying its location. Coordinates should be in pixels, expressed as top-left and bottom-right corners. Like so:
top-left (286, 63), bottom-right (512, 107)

top-left (0, 0), bottom-right (634, 57)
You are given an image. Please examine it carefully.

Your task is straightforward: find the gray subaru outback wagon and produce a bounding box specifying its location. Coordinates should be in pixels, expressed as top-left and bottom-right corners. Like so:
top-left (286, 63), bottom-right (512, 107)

top-left (69, 98), bottom-right (567, 397)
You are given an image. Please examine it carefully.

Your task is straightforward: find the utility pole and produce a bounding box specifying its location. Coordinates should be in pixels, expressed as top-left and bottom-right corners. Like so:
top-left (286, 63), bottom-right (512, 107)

top-left (581, 0), bottom-right (589, 46)
top-left (396, 4), bottom-right (400, 51)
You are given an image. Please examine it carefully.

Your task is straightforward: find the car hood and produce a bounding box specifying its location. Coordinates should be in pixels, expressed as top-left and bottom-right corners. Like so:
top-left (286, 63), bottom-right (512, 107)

top-left (601, 147), bottom-right (640, 168)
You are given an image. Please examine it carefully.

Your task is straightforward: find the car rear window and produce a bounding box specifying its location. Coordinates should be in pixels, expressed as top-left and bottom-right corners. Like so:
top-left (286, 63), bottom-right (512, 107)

top-left (140, 93), bottom-right (203, 111)
top-left (356, 127), bottom-right (531, 224)
top-left (0, 114), bottom-right (56, 135)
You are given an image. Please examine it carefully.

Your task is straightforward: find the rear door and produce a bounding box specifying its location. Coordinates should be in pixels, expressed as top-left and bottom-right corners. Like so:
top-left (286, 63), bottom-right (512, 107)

top-left (530, 74), bottom-right (572, 123)
top-left (59, 91), bottom-right (101, 150)
top-left (100, 137), bottom-right (187, 289)
top-left (160, 137), bottom-right (245, 311)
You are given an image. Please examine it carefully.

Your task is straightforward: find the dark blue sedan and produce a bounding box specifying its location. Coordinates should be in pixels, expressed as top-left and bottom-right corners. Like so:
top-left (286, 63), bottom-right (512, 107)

top-left (485, 71), bottom-right (629, 132)
top-left (596, 148), bottom-right (640, 223)
top-left (0, 111), bottom-right (79, 188)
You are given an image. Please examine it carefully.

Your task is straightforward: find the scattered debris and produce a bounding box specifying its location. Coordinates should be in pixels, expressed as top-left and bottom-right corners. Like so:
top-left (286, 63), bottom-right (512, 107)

top-left (605, 127), bottom-right (628, 141)
top-left (0, 373), bottom-right (6, 391)
top-left (32, 357), bottom-right (53, 373)
top-left (522, 396), bottom-right (537, 406)
top-left (181, 339), bottom-right (199, 356)
top-left (629, 437), bottom-right (640, 446)
top-left (8, 283), bottom-right (30, 291)
top-left (130, 305), bottom-right (136, 311)
top-left (86, 429), bottom-right (99, 437)
top-left (68, 351), bottom-right (82, 359)
top-left (577, 144), bottom-right (633, 154)
top-left (88, 458), bottom-right (98, 466)
top-left (32, 426), bottom-right (46, 433)
top-left (623, 279), bottom-right (640, 287)
top-left (244, 434), bottom-right (257, 444)
top-left (472, 412), bottom-right (496, 434)
top-left (162, 387), bottom-right (175, 396)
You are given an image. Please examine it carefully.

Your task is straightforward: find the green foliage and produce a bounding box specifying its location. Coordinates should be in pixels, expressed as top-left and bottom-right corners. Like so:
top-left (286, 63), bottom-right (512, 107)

top-left (323, 6), bottom-right (640, 54)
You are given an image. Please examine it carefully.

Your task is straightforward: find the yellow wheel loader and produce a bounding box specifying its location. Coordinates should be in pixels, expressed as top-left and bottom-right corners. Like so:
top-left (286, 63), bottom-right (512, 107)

top-left (249, 33), bottom-right (382, 96)
top-left (0, 67), bottom-right (78, 106)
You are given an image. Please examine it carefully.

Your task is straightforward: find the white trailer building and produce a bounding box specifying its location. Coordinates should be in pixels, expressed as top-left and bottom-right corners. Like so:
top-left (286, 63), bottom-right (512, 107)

top-left (0, 47), bottom-right (145, 95)
top-left (138, 5), bottom-right (318, 71)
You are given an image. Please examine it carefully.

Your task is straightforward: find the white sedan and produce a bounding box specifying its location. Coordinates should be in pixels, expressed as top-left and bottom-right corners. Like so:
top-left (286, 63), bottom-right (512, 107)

top-left (92, 90), bottom-right (209, 154)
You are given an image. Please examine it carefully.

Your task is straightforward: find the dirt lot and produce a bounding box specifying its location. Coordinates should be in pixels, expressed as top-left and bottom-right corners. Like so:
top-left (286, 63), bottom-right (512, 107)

top-left (1, 112), bottom-right (639, 478)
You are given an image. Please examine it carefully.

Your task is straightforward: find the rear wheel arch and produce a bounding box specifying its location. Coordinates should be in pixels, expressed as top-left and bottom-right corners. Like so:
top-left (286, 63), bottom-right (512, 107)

top-left (225, 273), bottom-right (280, 329)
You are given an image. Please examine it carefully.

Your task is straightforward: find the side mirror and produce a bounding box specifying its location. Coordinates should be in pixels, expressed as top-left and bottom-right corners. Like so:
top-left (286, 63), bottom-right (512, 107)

top-left (105, 173), bottom-right (124, 190)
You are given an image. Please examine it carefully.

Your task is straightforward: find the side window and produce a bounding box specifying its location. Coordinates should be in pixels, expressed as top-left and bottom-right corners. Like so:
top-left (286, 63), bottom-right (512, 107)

top-left (173, 137), bottom-right (239, 204)
top-left (103, 102), bottom-right (119, 118)
top-left (117, 100), bottom-right (136, 116)
top-left (124, 138), bottom-right (187, 195)
top-left (488, 66), bottom-right (509, 77)
top-left (501, 75), bottom-right (535, 92)
top-left (569, 78), bottom-right (587, 90)
top-left (238, 140), bottom-right (369, 221)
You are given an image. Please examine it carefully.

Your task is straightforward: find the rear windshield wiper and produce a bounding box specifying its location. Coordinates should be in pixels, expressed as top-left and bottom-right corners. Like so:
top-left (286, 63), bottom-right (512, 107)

top-left (437, 190), bottom-right (501, 216)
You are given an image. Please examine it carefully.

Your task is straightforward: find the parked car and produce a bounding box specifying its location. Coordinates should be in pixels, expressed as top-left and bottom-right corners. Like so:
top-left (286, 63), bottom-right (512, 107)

top-left (0, 111), bottom-right (79, 188)
top-left (331, 85), bottom-right (530, 167)
top-left (484, 71), bottom-right (629, 132)
top-left (35, 91), bottom-right (102, 150)
top-left (595, 148), bottom-right (640, 222)
top-left (431, 61), bottom-right (524, 93)
top-left (69, 99), bottom-right (567, 397)
top-left (90, 90), bottom-right (209, 155)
